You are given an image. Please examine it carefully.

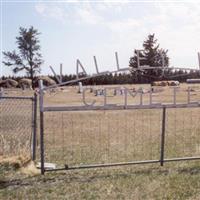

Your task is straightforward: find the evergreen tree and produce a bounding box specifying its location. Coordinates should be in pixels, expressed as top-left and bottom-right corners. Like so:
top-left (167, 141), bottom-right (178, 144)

top-left (129, 34), bottom-right (169, 81)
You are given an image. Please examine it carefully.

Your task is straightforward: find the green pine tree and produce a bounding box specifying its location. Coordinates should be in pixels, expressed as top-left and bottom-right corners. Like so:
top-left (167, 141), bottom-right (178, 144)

top-left (129, 34), bottom-right (169, 81)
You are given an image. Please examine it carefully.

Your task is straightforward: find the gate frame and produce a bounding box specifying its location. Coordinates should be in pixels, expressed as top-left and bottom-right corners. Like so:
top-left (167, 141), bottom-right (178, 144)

top-left (38, 80), bottom-right (200, 174)
top-left (32, 93), bottom-right (38, 161)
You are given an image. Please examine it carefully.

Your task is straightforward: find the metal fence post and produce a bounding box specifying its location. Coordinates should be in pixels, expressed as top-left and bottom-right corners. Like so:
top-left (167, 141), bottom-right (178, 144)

top-left (160, 106), bottom-right (166, 166)
top-left (32, 93), bottom-right (37, 161)
top-left (39, 80), bottom-right (45, 175)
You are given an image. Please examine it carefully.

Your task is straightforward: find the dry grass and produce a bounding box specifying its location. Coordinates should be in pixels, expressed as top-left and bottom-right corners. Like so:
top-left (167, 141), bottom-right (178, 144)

top-left (43, 83), bottom-right (200, 106)
top-left (0, 155), bottom-right (30, 169)
top-left (20, 161), bottom-right (40, 176)
top-left (2, 162), bottom-right (200, 199)
top-left (0, 97), bottom-right (33, 158)
top-left (41, 83), bottom-right (200, 167)
top-left (1, 83), bottom-right (200, 199)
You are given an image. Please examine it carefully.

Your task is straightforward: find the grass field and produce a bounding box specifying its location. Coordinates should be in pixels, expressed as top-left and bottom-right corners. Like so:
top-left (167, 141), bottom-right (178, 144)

top-left (2, 161), bottom-right (200, 199)
top-left (1, 83), bottom-right (200, 199)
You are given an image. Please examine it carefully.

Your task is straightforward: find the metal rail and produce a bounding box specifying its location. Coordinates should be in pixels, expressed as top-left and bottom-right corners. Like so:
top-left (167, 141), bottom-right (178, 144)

top-left (32, 93), bottom-right (37, 160)
top-left (160, 107), bottom-right (166, 166)
top-left (0, 96), bottom-right (34, 100)
top-left (43, 67), bottom-right (130, 90)
top-left (39, 80), bottom-right (45, 175)
top-left (43, 156), bottom-right (200, 172)
top-left (43, 103), bottom-right (200, 112)
top-left (44, 65), bottom-right (200, 90)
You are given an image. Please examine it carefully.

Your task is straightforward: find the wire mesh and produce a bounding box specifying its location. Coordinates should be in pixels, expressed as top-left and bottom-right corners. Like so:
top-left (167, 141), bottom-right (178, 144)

top-left (42, 106), bottom-right (200, 169)
top-left (0, 97), bottom-right (34, 158)
top-left (43, 109), bottom-right (162, 167)
top-left (165, 107), bottom-right (200, 159)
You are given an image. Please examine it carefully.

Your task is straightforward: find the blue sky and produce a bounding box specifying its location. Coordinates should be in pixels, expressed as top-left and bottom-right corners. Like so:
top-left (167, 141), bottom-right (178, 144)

top-left (1, 1), bottom-right (200, 76)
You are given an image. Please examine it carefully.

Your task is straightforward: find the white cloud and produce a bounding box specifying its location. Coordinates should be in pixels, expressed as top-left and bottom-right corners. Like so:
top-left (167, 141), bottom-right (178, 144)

top-left (146, 3), bottom-right (200, 67)
top-left (75, 7), bottom-right (103, 25)
top-left (34, 2), bottom-right (200, 68)
top-left (107, 18), bottom-right (140, 32)
top-left (35, 2), bottom-right (127, 25)
top-left (35, 3), bottom-right (45, 14)
top-left (35, 3), bottom-right (67, 23)
top-left (97, 2), bottom-right (200, 68)
top-left (95, 1), bottom-right (125, 13)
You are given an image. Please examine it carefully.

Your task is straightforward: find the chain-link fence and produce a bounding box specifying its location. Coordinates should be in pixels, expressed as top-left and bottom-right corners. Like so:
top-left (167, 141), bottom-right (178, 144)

top-left (0, 96), bottom-right (37, 160)
top-left (41, 106), bottom-right (200, 172)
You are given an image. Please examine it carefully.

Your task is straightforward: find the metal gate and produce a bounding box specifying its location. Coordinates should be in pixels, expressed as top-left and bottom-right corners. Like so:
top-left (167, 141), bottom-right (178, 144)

top-left (39, 82), bottom-right (200, 174)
